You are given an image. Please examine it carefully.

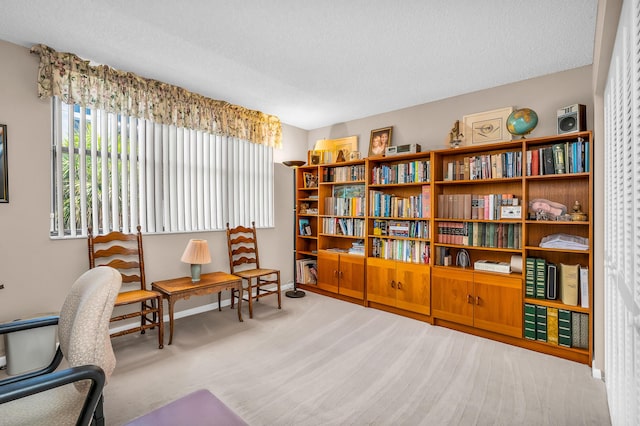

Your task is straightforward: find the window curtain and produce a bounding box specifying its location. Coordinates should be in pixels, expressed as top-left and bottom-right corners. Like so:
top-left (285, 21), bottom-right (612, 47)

top-left (30, 44), bottom-right (282, 148)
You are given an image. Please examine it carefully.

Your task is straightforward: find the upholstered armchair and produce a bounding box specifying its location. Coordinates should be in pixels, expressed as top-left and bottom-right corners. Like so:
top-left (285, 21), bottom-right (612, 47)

top-left (0, 266), bottom-right (122, 426)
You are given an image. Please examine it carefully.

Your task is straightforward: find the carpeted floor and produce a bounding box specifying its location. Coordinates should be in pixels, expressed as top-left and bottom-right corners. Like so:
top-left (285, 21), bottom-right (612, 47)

top-left (105, 291), bottom-right (610, 425)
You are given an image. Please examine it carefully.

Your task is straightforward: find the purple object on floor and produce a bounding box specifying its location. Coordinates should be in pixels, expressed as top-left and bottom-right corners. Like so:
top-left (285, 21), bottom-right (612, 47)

top-left (124, 389), bottom-right (248, 426)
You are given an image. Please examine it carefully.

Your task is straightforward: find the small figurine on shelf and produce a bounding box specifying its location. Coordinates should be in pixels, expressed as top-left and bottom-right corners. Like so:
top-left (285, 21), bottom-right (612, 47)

top-left (449, 120), bottom-right (463, 148)
top-left (570, 200), bottom-right (588, 221)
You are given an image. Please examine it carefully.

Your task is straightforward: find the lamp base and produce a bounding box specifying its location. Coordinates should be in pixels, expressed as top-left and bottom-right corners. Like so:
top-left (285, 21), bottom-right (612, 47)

top-left (285, 289), bottom-right (306, 298)
top-left (190, 264), bottom-right (201, 282)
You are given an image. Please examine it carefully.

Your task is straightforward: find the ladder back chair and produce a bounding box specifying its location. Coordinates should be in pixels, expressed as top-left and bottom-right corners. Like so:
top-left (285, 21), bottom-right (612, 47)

top-left (87, 225), bottom-right (164, 349)
top-left (226, 222), bottom-right (281, 318)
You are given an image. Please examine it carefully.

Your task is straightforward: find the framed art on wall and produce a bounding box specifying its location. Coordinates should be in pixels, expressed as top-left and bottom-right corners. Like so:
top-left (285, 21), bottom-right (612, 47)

top-left (369, 126), bottom-right (392, 156)
top-left (0, 124), bottom-right (7, 203)
top-left (462, 107), bottom-right (513, 145)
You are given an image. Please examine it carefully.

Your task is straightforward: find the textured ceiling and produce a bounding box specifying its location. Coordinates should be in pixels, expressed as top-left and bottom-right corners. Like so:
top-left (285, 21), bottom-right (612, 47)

top-left (0, 0), bottom-right (598, 130)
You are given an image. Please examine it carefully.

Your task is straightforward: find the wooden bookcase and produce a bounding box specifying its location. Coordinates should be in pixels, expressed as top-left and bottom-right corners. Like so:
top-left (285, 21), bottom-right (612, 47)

top-left (312, 160), bottom-right (367, 302)
top-left (430, 131), bottom-right (593, 364)
top-left (295, 165), bottom-right (319, 287)
top-left (365, 152), bottom-right (432, 318)
top-left (293, 131), bottom-right (594, 365)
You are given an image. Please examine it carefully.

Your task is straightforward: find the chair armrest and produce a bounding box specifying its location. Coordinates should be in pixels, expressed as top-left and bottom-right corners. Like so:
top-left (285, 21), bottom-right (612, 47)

top-left (0, 315), bottom-right (59, 335)
top-left (0, 364), bottom-right (106, 426)
top-left (0, 347), bottom-right (64, 386)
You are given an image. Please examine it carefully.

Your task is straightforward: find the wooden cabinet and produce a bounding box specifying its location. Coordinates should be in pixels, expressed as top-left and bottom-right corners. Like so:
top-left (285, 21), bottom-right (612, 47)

top-left (367, 257), bottom-right (430, 315)
top-left (317, 251), bottom-right (365, 299)
top-left (431, 268), bottom-right (522, 338)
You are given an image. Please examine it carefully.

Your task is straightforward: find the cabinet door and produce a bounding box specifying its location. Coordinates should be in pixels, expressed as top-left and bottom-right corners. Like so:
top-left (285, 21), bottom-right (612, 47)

top-left (395, 262), bottom-right (430, 315)
top-left (473, 273), bottom-right (523, 338)
top-left (431, 268), bottom-right (474, 326)
top-left (366, 257), bottom-right (396, 306)
top-left (317, 252), bottom-right (340, 294)
top-left (338, 255), bottom-right (365, 300)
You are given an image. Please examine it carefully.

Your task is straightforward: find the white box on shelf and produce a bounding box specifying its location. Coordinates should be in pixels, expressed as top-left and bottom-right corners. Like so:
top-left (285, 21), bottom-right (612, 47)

top-left (474, 260), bottom-right (511, 274)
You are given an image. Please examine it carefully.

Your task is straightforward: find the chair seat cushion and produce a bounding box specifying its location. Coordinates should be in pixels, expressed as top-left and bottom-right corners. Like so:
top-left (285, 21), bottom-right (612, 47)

top-left (1, 382), bottom-right (87, 426)
top-left (234, 268), bottom-right (278, 279)
top-left (115, 290), bottom-right (160, 305)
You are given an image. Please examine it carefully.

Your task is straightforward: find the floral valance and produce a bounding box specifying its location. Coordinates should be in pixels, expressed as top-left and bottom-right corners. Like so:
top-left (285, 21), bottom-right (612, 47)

top-left (30, 44), bottom-right (282, 148)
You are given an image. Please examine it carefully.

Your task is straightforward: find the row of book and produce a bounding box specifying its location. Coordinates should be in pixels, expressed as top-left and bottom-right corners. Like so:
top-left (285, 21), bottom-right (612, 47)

top-left (371, 238), bottom-right (430, 264)
top-left (524, 304), bottom-right (588, 349)
top-left (436, 222), bottom-right (522, 249)
top-left (323, 196), bottom-right (366, 217)
top-left (436, 193), bottom-right (520, 220)
top-left (526, 139), bottom-right (590, 176)
top-left (296, 258), bottom-right (318, 285)
top-left (372, 219), bottom-right (430, 239)
top-left (442, 151), bottom-right (523, 181)
top-left (321, 217), bottom-right (365, 237)
top-left (369, 186), bottom-right (431, 218)
top-left (322, 164), bottom-right (366, 182)
top-left (370, 160), bottom-right (431, 185)
top-left (525, 258), bottom-right (589, 307)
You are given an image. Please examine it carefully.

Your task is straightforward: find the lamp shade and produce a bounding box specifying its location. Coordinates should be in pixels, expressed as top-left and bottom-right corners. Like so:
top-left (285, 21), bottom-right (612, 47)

top-left (180, 239), bottom-right (211, 265)
top-left (314, 139), bottom-right (333, 151)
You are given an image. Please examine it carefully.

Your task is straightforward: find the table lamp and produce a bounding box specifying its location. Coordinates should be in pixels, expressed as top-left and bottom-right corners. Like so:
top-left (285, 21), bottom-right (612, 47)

top-left (181, 239), bottom-right (211, 282)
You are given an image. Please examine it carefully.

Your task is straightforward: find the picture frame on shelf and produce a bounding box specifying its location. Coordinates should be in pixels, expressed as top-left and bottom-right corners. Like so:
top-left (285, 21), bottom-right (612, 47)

top-left (462, 107), bottom-right (513, 146)
top-left (298, 218), bottom-right (312, 236)
top-left (303, 172), bottom-right (318, 188)
top-left (369, 126), bottom-right (392, 157)
top-left (308, 150), bottom-right (323, 165)
top-left (0, 124), bottom-right (8, 203)
top-left (331, 136), bottom-right (358, 163)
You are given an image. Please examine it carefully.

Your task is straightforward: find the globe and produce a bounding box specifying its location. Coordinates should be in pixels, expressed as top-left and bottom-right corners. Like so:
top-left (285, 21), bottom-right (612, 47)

top-left (507, 108), bottom-right (539, 138)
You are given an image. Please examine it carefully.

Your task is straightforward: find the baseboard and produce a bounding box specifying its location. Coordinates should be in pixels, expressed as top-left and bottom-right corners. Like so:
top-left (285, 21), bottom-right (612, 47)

top-left (0, 282), bottom-right (295, 370)
top-left (592, 367), bottom-right (603, 380)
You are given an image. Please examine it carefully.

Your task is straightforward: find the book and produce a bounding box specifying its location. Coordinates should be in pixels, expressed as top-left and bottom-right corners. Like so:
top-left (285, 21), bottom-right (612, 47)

top-left (421, 185), bottom-right (431, 218)
top-left (525, 257), bottom-right (536, 298)
top-left (524, 303), bottom-right (537, 340)
top-left (542, 146), bottom-right (555, 175)
top-left (552, 143), bottom-right (566, 174)
top-left (536, 305), bottom-right (547, 342)
top-left (547, 307), bottom-right (559, 345)
top-left (546, 262), bottom-right (558, 299)
top-left (558, 309), bottom-right (572, 347)
top-left (571, 312), bottom-right (589, 349)
top-left (579, 266), bottom-right (589, 308)
top-left (534, 258), bottom-right (546, 299)
top-left (559, 263), bottom-right (579, 306)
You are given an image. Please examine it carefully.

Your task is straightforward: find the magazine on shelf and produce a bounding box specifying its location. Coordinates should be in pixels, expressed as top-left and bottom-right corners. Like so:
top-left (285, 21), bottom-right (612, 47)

top-left (539, 233), bottom-right (589, 250)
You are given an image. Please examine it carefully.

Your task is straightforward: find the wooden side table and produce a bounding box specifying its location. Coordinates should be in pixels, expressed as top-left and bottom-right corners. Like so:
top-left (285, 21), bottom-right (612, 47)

top-left (151, 272), bottom-right (243, 345)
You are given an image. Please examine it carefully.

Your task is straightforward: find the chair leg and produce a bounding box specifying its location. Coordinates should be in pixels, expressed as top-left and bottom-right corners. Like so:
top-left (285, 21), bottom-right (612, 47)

top-left (231, 289), bottom-right (236, 309)
top-left (248, 279), bottom-right (254, 319)
top-left (140, 301), bottom-right (146, 334)
top-left (92, 395), bottom-right (105, 426)
top-left (218, 291), bottom-right (222, 311)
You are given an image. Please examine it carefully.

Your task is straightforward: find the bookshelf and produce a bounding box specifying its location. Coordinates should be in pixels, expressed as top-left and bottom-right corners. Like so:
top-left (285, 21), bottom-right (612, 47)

top-left (365, 152), bottom-right (432, 317)
top-left (295, 165), bottom-right (319, 287)
top-left (430, 131), bottom-right (593, 364)
top-left (315, 160), bottom-right (367, 301)
top-left (293, 131), bottom-right (593, 365)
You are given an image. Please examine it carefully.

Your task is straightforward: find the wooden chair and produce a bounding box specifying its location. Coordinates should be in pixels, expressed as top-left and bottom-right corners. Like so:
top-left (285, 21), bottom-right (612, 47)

top-left (226, 222), bottom-right (281, 318)
top-left (87, 225), bottom-right (164, 349)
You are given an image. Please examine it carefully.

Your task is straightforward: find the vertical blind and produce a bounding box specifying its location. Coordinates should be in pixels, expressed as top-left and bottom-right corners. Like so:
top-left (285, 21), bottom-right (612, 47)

top-left (603, 0), bottom-right (640, 424)
top-left (51, 98), bottom-right (274, 237)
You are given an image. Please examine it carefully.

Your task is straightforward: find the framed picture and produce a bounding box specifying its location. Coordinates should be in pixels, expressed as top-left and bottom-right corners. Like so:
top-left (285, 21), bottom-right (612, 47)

top-left (303, 172), bottom-right (317, 188)
top-left (0, 124), bottom-right (7, 203)
top-left (308, 150), bottom-right (322, 165)
top-left (369, 126), bottom-right (392, 157)
top-left (462, 107), bottom-right (513, 145)
top-left (331, 136), bottom-right (358, 163)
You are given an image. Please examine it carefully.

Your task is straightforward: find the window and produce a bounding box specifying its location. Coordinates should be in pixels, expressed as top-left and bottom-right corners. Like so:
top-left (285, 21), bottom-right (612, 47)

top-left (51, 98), bottom-right (274, 237)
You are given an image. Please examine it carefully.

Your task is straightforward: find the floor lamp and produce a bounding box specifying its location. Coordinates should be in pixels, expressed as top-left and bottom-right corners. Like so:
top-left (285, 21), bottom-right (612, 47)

top-left (283, 160), bottom-right (306, 298)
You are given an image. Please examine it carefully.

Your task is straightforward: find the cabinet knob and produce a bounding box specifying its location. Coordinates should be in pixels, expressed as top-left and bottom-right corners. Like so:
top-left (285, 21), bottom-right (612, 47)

top-left (333, 270), bottom-right (338, 277)
top-left (475, 296), bottom-right (480, 305)
top-left (467, 294), bottom-right (473, 304)
top-left (397, 282), bottom-right (402, 289)
top-left (339, 270), bottom-right (344, 278)
top-left (391, 280), bottom-right (396, 288)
